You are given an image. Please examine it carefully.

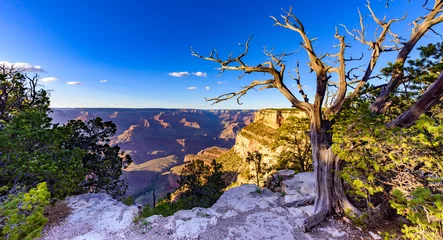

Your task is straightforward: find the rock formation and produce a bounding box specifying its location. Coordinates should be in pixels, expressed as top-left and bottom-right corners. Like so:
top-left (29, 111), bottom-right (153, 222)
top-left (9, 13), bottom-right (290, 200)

top-left (40, 172), bottom-right (374, 240)
top-left (217, 108), bottom-right (307, 184)
top-left (179, 118), bottom-right (201, 129)
top-left (153, 112), bottom-right (172, 128)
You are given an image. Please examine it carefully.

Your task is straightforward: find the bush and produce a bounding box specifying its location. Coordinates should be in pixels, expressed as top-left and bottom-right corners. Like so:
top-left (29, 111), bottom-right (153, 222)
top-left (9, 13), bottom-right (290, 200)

top-left (333, 99), bottom-right (443, 236)
top-left (0, 110), bottom-right (86, 199)
top-left (391, 188), bottom-right (443, 240)
top-left (139, 159), bottom-right (226, 218)
top-left (0, 182), bottom-right (50, 240)
top-left (273, 117), bottom-right (311, 173)
top-left (122, 196), bottom-right (135, 206)
top-left (0, 66), bottom-right (132, 238)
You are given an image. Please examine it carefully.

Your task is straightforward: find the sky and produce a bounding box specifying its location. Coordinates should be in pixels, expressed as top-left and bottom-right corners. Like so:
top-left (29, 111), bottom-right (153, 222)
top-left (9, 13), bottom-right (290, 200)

top-left (1, 0), bottom-right (441, 109)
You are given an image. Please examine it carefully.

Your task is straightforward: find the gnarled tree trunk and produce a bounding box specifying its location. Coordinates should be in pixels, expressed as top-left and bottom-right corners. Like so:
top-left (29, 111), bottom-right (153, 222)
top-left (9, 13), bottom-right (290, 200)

top-left (304, 120), bottom-right (359, 230)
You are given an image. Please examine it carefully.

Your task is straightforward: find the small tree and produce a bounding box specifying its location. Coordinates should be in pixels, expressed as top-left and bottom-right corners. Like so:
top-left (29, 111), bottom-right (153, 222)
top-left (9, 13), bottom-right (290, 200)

top-left (0, 65), bottom-right (49, 124)
top-left (273, 117), bottom-right (311, 173)
top-left (245, 151), bottom-right (268, 187)
top-left (64, 118), bottom-right (133, 198)
top-left (0, 183), bottom-right (50, 240)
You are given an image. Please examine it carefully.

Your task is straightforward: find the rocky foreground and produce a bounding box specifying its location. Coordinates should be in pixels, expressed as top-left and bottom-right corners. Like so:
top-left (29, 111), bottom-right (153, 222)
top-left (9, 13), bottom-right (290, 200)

top-left (41, 172), bottom-right (380, 240)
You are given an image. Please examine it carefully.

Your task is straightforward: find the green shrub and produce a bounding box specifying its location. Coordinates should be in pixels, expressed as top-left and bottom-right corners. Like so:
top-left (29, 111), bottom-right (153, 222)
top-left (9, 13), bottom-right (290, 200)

top-left (139, 159), bottom-right (226, 219)
top-left (0, 182), bottom-right (50, 240)
top-left (140, 194), bottom-right (220, 218)
top-left (391, 188), bottom-right (443, 239)
top-left (272, 117), bottom-right (311, 173)
top-left (246, 151), bottom-right (269, 187)
top-left (122, 196), bottom-right (135, 206)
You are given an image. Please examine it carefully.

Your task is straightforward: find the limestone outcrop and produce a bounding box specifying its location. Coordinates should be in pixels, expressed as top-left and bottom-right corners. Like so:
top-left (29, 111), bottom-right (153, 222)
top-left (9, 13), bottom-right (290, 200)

top-left (219, 108), bottom-right (307, 183)
top-left (41, 172), bottom-right (374, 240)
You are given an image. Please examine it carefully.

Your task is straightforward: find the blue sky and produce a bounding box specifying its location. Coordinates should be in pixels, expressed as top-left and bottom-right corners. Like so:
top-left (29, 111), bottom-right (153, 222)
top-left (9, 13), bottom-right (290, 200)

top-left (0, 0), bottom-right (440, 109)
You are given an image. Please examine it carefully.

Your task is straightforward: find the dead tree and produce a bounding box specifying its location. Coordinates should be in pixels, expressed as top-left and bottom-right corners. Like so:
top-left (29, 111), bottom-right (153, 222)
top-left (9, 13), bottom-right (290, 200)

top-left (192, 0), bottom-right (443, 229)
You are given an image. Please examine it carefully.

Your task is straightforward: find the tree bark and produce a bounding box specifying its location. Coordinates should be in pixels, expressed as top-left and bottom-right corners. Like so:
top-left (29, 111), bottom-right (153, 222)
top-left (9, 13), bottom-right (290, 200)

top-left (304, 121), bottom-right (360, 230)
top-left (387, 70), bottom-right (443, 128)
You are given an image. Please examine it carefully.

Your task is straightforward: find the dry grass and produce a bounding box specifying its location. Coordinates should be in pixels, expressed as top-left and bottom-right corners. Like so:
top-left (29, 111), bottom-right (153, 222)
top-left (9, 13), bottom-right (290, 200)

top-left (44, 201), bottom-right (72, 229)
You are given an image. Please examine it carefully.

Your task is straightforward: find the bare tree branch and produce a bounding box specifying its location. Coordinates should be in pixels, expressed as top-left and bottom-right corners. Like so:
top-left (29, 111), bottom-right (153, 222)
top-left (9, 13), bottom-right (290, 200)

top-left (205, 79), bottom-right (275, 105)
top-left (327, 29), bottom-right (347, 114)
top-left (387, 70), bottom-right (443, 128)
top-left (371, 0), bottom-right (443, 113)
top-left (288, 62), bottom-right (309, 102)
top-left (341, 1), bottom-right (408, 101)
top-left (191, 36), bottom-right (312, 113)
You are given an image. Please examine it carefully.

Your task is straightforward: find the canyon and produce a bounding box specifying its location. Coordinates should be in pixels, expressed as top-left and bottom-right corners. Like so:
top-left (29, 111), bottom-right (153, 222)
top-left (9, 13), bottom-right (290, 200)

top-left (50, 108), bottom-right (305, 204)
top-left (50, 108), bottom-right (255, 203)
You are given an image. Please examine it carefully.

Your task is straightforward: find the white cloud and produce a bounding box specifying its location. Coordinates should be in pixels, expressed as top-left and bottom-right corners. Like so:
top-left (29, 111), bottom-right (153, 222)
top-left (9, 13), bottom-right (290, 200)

top-left (192, 72), bottom-right (207, 77)
top-left (186, 86), bottom-right (198, 90)
top-left (292, 83), bottom-right (311, 90)
top-left (100, 79), bottom-right (108, 83)
top-left (217, 81), bottom-right (227, 84)
top-left (205, 86), bottom-right (210, 90)
top-left (0, 61), bottom-right (45, 72)
top-left (168, 71), bottom-right (190, 77)
top-left (67, 81), bottom-right (82, 85)
top-left (41, 77), bottom-right (57, 83)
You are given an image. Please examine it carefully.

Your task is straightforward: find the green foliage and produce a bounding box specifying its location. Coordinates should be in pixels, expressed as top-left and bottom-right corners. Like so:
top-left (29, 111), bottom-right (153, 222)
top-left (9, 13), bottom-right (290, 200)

top-left (273, 117), bottom-right (312, 173)
top-left (179, 159), bottom-right (225, 200)
top-left (139, 159), bottom-right (226, 218)
top-left (140, 195), bottom-right (217, 218)
top-left (245, 151), bottom-right (269, 187)
top-left (0, 110), bottom-right (86, 199)
top-left (0, 68), bottom-right (50, 124)
top-left (216, 149), bottom-right (244, 172)
top-left (64, 118), bottom-right (132, 198)
top-left (240, 121), bottom-right (278, 146)
top-left (333, 42), bottom-right (443, 237)
top-left (391, 188), bottom-right (443, 240)
top-left (0, 182), bottom-right (50, 240)
top-left (0, 68), bottom-right (131, 238)
top-left (333, 99), bottom-right (443, 206)
top-left (122, 196), bottom-right (135, 206)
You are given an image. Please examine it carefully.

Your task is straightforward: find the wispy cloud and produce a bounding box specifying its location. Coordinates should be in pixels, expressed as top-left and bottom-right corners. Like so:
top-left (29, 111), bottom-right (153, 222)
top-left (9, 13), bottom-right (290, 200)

top-left (192, 72), bottom-right (207, 77)
top-left (168, 71), bottom-right (190, 77)
top-left (292, 83), bottom-right (311, 90)
top-left (67, 81), bottom-right (82, 85)
top-left (186, 86), bottom-right (198, 90)
top-left (205, 86), bottom-right (210, 90)
top-left (41, 77), bottom-right (57, 83)
top-left (0, 61), bottom-right (45, 72)
top-left (100, 79), bottom-right (108, 83)
top-left (217, 81), bottom-right (227, 84)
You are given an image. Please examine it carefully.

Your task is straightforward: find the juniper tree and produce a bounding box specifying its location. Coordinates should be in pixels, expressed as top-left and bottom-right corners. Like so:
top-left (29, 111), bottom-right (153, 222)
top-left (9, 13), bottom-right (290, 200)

top-left (192, 0), bottom-right (443, 229)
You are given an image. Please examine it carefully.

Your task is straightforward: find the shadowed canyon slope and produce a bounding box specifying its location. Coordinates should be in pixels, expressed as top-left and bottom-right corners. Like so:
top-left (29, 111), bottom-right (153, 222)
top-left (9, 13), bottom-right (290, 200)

top-left (50, 108), bottom-right (255, 203)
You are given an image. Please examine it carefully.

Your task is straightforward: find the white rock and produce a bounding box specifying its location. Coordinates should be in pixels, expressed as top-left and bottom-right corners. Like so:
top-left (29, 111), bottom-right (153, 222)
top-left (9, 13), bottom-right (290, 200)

top-left (369, 231), bottom-right (382, 240)
top-left (319, 226), bottom-right (346, 238)
top-left (276, 169), bottom-right (296, 177)
top-left (41, 172), bottom-right (355, 240)
top-left (282, 172), bottom-right (316, 198)
top-left (226, 212), bottom-right (294, 240)
top-left (41, 193), bottom-right (138, 240)
top-left (287, 207), bottom-right (305, 218)
top-left (174, 217), bottom-right (212, 239)
top-left (221, 210), bottom-right (238, 219)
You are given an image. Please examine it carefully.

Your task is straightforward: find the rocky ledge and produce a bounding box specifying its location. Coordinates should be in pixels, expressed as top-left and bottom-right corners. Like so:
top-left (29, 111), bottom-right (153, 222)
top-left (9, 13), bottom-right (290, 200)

top-left (41, 172), bottom-right (378, 240)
